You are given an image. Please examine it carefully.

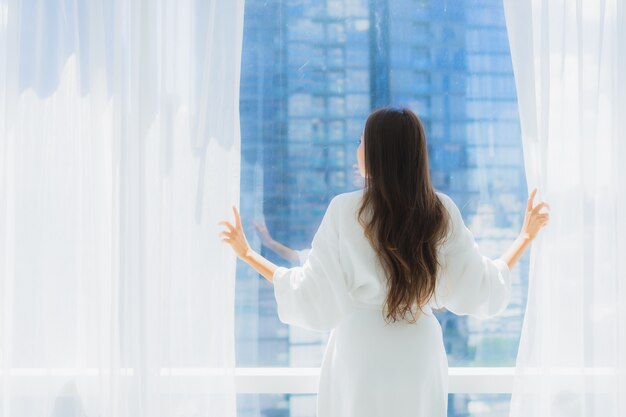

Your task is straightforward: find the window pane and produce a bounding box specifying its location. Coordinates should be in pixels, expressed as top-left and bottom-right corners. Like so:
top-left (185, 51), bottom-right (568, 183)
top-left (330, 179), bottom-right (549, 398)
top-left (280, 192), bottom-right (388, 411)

top-left (237, 0), bottom-right (527, 414)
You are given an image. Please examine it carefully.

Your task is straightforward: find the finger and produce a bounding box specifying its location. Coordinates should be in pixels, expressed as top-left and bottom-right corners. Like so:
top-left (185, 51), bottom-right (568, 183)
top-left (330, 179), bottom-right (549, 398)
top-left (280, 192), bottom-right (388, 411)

top-left (219, 221), bottom-right (235, 232)
top-left (527, 188), bottom-right (537, 211)
top-left (232, 206), bottom-right (242, 228)
top-left (219, 230), bottom-right (233, 238)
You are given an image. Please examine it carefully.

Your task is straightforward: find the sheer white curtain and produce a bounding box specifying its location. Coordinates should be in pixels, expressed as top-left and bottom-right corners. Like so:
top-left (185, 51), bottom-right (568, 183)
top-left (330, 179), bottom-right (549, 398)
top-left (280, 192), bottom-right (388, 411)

top-left (0, 1), bottom-right (243, 416)
top-left (503, 0), bottom-right (626, 416)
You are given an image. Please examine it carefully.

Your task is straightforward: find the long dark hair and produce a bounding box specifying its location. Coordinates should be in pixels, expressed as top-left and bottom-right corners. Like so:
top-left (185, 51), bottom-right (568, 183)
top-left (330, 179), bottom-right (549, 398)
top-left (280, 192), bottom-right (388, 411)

top-left (357, 107), bottom-right (451, 324)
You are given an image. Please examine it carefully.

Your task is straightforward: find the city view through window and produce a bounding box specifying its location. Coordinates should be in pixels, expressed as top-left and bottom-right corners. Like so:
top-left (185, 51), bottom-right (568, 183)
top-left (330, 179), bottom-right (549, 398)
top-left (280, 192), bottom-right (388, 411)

top-left (236, 1), bottom-right (528, 416)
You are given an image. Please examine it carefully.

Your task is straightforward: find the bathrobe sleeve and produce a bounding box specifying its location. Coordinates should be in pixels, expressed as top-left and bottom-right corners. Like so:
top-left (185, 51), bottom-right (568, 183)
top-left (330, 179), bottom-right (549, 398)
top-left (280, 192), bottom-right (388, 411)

top-left (431, 194), bottom-right (513, 319)
top-left (272, 196), bottom-right (353, 332)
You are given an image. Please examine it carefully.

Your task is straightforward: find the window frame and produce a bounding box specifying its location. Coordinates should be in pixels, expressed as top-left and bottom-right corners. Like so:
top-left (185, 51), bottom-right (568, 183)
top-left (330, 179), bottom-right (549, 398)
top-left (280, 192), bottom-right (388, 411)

top-left (2, 367), bottom-right (514, 394)
top-left (233, 367), bottom-right (514, 394)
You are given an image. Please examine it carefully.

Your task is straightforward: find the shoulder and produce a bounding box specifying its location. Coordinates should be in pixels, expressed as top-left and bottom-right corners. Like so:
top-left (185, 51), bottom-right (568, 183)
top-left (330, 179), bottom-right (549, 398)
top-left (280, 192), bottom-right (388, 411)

top-left (331, 189), bottom-right (454, 216)
top-left (434, 191), bottom-right (469, 248)
top-left (434, 190), bottom-right (454, 207)
top-left (434, 190), bottom-right (461, 219)
top-left (320, 189), bottom-right (364, 226)
top-left (328, 188), bottom-right (364, 211)
top-left (434, 191), bottom-right (465, 245)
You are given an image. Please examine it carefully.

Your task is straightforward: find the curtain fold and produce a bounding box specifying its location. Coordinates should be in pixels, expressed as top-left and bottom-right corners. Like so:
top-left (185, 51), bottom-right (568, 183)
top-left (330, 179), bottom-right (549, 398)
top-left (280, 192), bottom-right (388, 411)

top-left (0, 0), bottom-right (243, 416)
top-left (503, 0), bottom-right (626, 416)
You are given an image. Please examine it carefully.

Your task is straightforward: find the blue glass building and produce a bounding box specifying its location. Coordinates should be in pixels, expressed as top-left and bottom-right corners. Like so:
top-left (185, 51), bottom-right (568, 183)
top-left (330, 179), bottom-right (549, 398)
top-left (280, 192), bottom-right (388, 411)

top-left (236, 1), bottom-right (528, 416)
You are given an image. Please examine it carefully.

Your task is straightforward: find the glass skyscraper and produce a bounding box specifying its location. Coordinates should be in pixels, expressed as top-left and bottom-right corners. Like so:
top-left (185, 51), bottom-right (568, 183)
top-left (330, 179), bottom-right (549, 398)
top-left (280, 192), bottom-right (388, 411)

top-left (236, 1), bottom-right (528, 416)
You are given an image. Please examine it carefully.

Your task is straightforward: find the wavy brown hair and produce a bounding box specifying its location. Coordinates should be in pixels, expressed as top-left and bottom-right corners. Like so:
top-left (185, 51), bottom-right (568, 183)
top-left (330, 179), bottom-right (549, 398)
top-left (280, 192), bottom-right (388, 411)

top-left (357, 107), bottom-right (451, 324)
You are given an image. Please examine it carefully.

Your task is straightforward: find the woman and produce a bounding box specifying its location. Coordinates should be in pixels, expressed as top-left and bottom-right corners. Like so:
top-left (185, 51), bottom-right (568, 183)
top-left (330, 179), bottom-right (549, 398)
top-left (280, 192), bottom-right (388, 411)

top-left (218, 107), bottom-right (550, 417)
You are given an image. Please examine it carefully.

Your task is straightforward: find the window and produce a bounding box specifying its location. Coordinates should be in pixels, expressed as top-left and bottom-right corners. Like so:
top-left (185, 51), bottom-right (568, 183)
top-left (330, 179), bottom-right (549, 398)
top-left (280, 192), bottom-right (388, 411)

top-left (237, 0), bottom-right (528, 416)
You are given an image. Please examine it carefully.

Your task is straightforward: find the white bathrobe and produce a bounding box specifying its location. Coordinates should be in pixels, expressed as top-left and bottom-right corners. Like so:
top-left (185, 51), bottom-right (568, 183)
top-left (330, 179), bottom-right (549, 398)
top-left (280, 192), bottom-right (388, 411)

top-left (272, 188), bottom-right (512, 417)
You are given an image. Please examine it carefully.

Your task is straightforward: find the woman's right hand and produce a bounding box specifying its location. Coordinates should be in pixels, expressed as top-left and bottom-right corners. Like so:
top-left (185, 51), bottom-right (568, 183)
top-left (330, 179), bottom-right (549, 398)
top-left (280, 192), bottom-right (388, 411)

top-left (520, 187), bottom-right (550, 241)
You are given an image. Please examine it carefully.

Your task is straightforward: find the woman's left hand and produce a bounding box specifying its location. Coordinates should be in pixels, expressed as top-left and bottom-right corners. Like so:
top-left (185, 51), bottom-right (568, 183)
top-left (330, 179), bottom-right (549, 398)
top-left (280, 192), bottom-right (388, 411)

top-left (218, 206), bottom-right (252, 259)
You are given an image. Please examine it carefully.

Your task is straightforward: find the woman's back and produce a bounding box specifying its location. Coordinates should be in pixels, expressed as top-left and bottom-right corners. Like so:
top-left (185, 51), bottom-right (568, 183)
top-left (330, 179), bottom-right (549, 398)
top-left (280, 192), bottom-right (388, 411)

top-left (272, 188), bottom-right (512, 417)
top-left (273, 188), bottom-right (512, 324)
